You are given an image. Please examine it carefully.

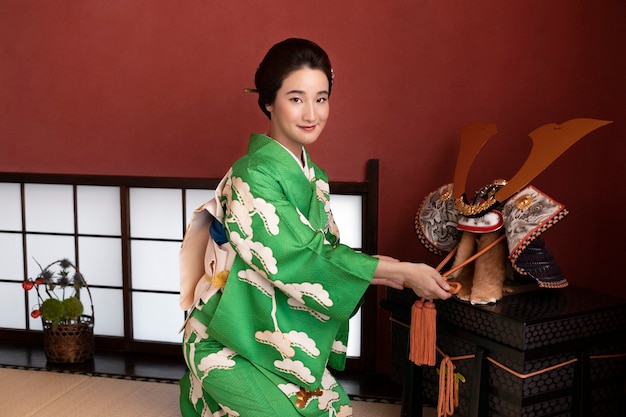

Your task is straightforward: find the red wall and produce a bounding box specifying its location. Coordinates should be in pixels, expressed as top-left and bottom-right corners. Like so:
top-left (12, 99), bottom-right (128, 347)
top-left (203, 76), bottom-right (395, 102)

top-left (2, 1), bottom-right (625, 371)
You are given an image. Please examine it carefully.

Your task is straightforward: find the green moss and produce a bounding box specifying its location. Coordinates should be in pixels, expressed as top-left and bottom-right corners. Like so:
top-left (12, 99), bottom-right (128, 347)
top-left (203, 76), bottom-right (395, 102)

top-left (62, 297), bottom-right (84, 321)
top-left (40, 298), bottom-right (64, 323)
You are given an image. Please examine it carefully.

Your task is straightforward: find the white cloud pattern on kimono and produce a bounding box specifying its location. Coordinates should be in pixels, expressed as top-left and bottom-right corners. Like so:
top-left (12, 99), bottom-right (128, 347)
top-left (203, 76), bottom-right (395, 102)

top-left (316, 178), bottom-right (330, 196)
top-left (186, 316), bottom-right (209, 340)
top-left (198, 347), bottom-right (237, 374)
top-left (230, 232), bottom-right (278, 274)
top-left (315, 179), bottom-right (331, 211)
top-left (312, 179), bottom-right (340, 242)
top-left (321, 370), bottom-right (338, 389)
top-left (317, 389), bottom-right (340, 411)
top-left (231, 177), bottom-right (254, 208)
top-left (331, 340), bottom-right (348, 355)
top-left (284, 330), bottom-right (320, 357)
top-left (337, 405), bottom-right (354, 417)
top-left (237, 269), bottom-right (275, 297)
top-left (287, 298), bottom-right (331, 322)
top-left (251, 197), bottom-right (280, 235)
top-left (274, 358), bottom-right (316, 384)
top-left (274, 280), bottom-right (333, 308)
top-left (217, 403), bottom-right (240, 416)
top-left (316, 370), bottom-right (341, 411)
top-left (255, 330), bottom-right (296, 358)
top-left (229, 200), bottom-right (253, 236)
top-left (277, 382), bottom-right (300, 397)
top-left (229, 177), bottom-right (280, 236)
top-left (189, 372), bottom-right (204, 407)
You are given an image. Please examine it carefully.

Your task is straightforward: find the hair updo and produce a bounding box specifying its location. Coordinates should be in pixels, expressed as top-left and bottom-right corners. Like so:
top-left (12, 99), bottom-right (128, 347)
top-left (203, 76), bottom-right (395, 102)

top-left (254, 38), bottom-right (333, 120)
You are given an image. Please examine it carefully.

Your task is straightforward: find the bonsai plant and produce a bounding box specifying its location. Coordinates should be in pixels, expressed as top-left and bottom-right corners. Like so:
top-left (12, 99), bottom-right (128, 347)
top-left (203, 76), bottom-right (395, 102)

top-left (22, 258), bottom-right (94, 363)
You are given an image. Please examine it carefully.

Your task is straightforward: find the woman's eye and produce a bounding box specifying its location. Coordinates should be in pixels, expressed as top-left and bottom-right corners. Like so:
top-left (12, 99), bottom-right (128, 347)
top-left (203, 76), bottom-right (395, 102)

top-left (317, 97), bottom-right (328, 103)
top-left (290, 97), bottom-right (302, 103)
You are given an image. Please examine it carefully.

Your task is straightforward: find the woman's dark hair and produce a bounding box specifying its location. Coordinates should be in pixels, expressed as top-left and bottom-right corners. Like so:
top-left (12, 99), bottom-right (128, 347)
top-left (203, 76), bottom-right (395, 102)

top-left (255, 38), bottom-right (333, 120)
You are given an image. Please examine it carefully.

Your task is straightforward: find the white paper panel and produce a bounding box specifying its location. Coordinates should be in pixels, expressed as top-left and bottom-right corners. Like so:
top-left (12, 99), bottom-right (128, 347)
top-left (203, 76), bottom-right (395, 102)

top-left (24, 184), bottom-right (74, 233)
top-left (347, 309), bottom-right (362, 357)
top-left (0, 183), bottom-right (22, 231)
top-left (25, 235), bottom-right (75, 278)
top-left (329, 194), bottom-right (362, 248)
top-left (130, 240), bottom-right (180, 292)
top-left (132, 292), bottom-right (183, 343)
top-left (90, 287), bottom-right (124, 336)
top-left (77, 185), bottom-right (121, 235)
top-left (129, 188), bottom-right (182, 239)
top-left (0, 282), bottom-right (27, 329)
top-left (0, 233), bottom-right (24, 281)
top-left (78, 236), bottom-right (123, 287)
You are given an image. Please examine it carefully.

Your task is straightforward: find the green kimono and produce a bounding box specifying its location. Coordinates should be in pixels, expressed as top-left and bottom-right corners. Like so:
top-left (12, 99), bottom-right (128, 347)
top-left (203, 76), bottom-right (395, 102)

top-left (180, 134), bottom-right (378, 416)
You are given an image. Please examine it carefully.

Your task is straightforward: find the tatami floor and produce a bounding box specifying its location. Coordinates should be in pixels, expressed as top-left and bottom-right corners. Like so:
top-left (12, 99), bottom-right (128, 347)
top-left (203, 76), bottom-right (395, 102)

top-left (0, 341), bottom-right (403, 401)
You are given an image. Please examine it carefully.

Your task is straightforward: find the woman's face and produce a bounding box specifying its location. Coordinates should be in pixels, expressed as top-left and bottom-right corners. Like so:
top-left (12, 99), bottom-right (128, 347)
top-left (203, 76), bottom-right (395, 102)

top-left (266, 67), bottom-right (330, 158)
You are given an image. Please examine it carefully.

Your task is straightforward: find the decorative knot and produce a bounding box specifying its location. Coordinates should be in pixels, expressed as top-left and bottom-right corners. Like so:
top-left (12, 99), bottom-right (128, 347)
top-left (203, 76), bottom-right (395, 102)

top-left (210, 270), bottom-right (229, 288)
top-left (295, 387), bottom-right (323, 408)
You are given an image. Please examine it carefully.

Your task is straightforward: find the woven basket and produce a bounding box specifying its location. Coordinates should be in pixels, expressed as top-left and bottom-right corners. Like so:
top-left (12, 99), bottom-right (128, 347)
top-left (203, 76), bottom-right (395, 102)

top-left (43, 314), bottom-right (94, 363)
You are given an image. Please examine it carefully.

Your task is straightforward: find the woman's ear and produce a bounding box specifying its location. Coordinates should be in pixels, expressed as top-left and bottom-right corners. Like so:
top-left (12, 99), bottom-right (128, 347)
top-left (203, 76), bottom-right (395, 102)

top-left (265, 103), bottom-right (273, 114)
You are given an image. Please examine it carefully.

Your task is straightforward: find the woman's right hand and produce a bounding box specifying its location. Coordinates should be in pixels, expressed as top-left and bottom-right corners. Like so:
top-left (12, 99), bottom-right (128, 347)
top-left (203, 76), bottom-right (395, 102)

top-left (401, 262), bottom-right (452, 300)
top-left (373, 258), bottom-right (452, 300)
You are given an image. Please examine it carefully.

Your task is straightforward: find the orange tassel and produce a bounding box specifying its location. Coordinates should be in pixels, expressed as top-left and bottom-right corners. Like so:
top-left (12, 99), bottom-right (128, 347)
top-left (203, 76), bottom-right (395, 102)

top-left (407, 242), bottom-right (466, 367)
top-left (437, 356), bottom-right (456, 417)
top-left (409, 297), bottom-right (437, 366)
top-left (409, 298), bottom-right (424, 365)
top-left (421, 300), bottom-right (437, 366)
